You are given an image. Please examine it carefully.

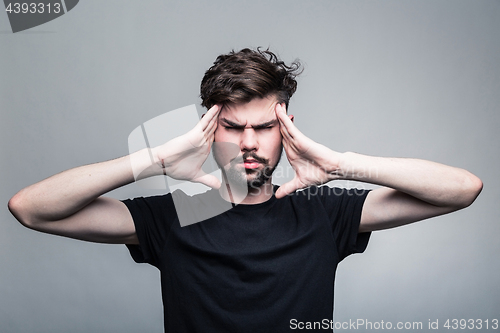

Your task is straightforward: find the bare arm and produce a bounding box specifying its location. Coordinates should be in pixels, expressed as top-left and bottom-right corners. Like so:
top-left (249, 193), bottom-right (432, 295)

top-left (339, 153), bottom-right (483, 232)
top-left (8, 154), bottom-right (145, 244)
top-left (8, 105), bottom-right (221, 244)
top-left (275, 103), bottom-right (483, 232)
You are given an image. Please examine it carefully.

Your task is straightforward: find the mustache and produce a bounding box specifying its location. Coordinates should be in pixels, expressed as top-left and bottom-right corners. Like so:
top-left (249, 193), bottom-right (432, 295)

top-left (242, 152), bottom-right (269, 164)
top-left (228, 152), bottom-right (269, 165)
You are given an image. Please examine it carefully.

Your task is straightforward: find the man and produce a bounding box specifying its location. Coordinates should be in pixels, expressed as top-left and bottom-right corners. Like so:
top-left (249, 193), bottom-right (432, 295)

top-left (8, 48), bottom-right (482, 332)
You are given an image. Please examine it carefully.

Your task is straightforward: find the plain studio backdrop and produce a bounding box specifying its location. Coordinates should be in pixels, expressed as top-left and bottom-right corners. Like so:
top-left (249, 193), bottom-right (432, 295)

top-left (1, 1), bottom-right (499, 332)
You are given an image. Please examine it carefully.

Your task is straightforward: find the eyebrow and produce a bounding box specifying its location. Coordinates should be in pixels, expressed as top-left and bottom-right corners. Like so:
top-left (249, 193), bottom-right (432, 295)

top-left (221, 118), bottom-right (278, 129)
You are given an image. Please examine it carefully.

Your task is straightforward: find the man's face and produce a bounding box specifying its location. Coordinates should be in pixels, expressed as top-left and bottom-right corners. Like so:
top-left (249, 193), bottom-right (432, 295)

top-left (213, 96), bottom-right (284, 188)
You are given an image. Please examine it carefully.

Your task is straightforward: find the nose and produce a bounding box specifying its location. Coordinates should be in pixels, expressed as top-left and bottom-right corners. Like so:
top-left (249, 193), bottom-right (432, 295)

top-left (240, 128), bottom-right (258, 152)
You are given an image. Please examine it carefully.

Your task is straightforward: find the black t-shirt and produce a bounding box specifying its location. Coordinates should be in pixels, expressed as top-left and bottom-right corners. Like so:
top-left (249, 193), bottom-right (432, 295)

top-left (123, 185), bottom-right (370, 333)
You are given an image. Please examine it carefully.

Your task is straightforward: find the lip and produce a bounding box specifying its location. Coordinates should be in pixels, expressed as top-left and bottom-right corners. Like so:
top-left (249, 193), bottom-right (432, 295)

top-left (243, 160), bottom-right (260, 169)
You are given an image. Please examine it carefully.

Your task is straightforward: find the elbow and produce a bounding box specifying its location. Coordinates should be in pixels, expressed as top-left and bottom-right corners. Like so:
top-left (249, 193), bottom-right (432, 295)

top-left (456, 172), bottom-right (483, 209)
top-left (8, 191), bottom-right (34, 229)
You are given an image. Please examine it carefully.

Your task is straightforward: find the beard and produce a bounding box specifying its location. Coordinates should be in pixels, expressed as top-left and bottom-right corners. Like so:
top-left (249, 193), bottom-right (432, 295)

top-left (225, 152), bottom-right (277, 189)
top-left (213, 145), bottom-right (282, 189)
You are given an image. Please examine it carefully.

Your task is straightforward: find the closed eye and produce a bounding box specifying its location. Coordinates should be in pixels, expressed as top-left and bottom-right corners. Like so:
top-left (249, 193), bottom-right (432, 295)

top-left (224, 125), bottom-right (274, 131)
top-left (254, 125), bottom-right (274, 131)
top-left (220, 118), bottom-right (277, 131)
top-left (223, 125), bottom-right (244, 131)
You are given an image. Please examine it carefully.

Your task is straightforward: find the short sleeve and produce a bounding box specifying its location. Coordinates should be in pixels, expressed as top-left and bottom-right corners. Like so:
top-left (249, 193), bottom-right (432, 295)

top-left (320, 187), bottom-right (371, 261)
top-left (121, 193), bottom-right (177, 268)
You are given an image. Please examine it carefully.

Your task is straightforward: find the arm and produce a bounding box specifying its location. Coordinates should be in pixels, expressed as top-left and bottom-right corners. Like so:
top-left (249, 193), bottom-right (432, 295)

top-left (338, 153), bottom-right (482, 232)
top-left (275, 104), bottom-right (483, 232)
top-left (8, 105), bottom-right (221, 244)
top-left (8, 154), bottom-right (144, 244)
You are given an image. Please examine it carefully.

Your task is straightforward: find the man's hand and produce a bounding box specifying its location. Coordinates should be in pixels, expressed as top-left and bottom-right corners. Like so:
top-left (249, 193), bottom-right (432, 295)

top-left (275, 103), bottom-right (342, 198)
top-left (152, 104), bottom-right (222, 189)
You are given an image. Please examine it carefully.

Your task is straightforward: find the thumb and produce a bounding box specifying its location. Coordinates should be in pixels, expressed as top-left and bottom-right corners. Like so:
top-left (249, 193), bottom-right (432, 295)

top-left (194, 172), bottom-right (221, 189)
top-left (275, 177), bottom-right (305, 199)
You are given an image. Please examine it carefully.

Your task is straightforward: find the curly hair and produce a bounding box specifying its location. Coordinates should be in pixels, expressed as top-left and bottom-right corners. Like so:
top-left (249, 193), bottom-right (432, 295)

top-left (200, 48), bottom-right (302, 109)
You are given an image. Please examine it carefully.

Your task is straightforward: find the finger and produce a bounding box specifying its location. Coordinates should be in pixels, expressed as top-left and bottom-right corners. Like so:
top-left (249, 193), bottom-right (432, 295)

top-left (275, 177), bottom-right (305, 199)
top-left (280, 128), bottom-right (293, 157)
top-left (279, 121), bottom-right (292, 142)
top-left (276, 104), bottom-right (295, 142)
top-left (204, 114), bottom-right (219, 139)
top-left (276, 104), bottom-right (293, 140)
top-left (205, 133), bottom-right (215, 146)
top-left (275, 103), bottom-right (289, 126)
top-left (276, 103), bottom-right (300, 139)
top-left (207, 108), bottom-right (220, 131)
top-left (202, 106), bottom-right (220, 140)
top-left (200, 104), bottom-right (220, 131)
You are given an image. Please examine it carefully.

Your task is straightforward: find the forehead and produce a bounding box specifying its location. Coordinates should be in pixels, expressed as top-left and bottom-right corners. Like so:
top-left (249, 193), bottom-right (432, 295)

top-left (220, 96), bottom-right (278, 124)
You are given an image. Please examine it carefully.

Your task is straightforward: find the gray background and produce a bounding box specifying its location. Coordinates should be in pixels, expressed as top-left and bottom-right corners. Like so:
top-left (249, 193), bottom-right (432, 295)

top-left (1, 0), bottom-right (499, 332)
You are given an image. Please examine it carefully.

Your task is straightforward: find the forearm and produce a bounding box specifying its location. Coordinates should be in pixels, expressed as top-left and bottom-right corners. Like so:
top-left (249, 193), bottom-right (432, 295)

top-left (8, 148), bottom-right (157, 224)
top-left (336, 151), bottom-right (482, 208)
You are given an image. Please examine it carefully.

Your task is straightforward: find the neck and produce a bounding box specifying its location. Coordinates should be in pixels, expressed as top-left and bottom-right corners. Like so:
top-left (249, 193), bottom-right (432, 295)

top-left (218, 179), bottom-right (274, 205)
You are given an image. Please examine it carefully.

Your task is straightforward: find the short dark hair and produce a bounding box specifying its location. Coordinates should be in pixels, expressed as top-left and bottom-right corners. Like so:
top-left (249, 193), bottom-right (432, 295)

top-left (200, 48), bottom-right (302, 109)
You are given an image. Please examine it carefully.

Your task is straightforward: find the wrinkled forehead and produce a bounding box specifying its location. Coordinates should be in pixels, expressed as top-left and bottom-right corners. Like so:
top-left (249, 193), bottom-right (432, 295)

top-left (219, 96), bottom-right (279, 125)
